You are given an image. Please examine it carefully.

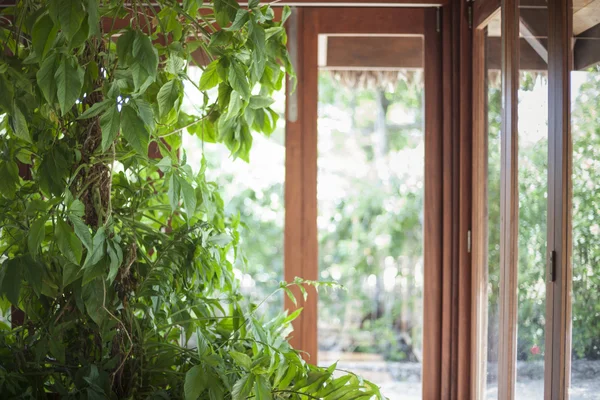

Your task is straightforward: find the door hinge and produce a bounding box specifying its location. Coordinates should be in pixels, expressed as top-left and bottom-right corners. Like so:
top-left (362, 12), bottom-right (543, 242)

top-left (467, 230), bottom-right (472, 253)
top-left (468, 3), bottom-right (473, 30)
top-left (436, 7), bottom-right (441, 33)
top-left (550, 250), bottom-right (557, 282)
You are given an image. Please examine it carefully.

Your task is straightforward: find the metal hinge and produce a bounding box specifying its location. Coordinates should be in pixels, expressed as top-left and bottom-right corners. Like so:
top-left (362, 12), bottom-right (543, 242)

top-left (436, 7), bottom-right (441, 33)
top-left (467, 230), bottom-right (471, 253)
top-left (468, 3), bottom-right (473, 30)
top-left (550, 250), bottom-right (557, 282)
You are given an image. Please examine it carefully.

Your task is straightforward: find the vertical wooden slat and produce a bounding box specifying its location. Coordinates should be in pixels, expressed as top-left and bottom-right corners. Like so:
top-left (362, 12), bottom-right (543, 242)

top-left (284, 7), bottom-right (307, 356)
top-left (545, 0), bottom-right (572, 398)
top-left (423, 7), bottom-right (444, 400)
top-left (301, 7), bottom-right (319, 363)
top-left (471, 24), bottom-right (489, 400)
top-left (457, 0), bottom-right (474, 397)
top-left (498, 0), bottom-right (520, 398)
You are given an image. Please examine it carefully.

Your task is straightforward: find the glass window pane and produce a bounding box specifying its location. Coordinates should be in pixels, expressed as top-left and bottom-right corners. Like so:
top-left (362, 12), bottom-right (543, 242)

top-left (484, 13), bottom-right (502, 399)
top-left (182, 67), bottom-right (286, 319)
top-left (316, 37), bottom-right (424, 400)
top-left (515, 3), bottom-right (549, 397)
top-left (570, 2), bottom-right (600, 397)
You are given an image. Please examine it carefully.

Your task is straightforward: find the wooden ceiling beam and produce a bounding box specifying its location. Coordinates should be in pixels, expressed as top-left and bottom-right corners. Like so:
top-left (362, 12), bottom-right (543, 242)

top-left (324, 36), bottom-right (423, 69)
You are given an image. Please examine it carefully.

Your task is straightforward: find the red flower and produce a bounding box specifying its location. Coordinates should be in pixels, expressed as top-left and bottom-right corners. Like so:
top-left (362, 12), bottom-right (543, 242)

top-left (530, 345), bottom-right (540, 355)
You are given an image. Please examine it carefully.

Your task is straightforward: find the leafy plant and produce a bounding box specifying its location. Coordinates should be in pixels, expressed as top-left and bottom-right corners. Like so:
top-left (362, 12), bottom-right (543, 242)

top-left (0, 1), bottom-right (384, 398)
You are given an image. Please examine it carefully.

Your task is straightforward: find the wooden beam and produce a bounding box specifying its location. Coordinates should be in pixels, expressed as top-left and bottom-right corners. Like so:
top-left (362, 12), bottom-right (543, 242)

top-left (574, 23), bottom-right (600, 70)
top-left (573, 0), bottom-right (600, 35)
top-left (325, 36), bottom-right (423, 69)
top-left (519, 8), bottom-right (549, 63)
top-left (486, 37), bottom-right (547, 71)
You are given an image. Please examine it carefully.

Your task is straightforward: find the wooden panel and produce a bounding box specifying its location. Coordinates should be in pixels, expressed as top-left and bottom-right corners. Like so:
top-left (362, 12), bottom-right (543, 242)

top-left (284, 8), bottom-right (308, 356)
top-left (573, 0), bottom-right (600, 35)
top-left (471, 27), bottom-right (489, 400)
top-left (309, 7), bottom-right (426, 34)
top-left (265, 0), bottom-right (447, 6)
top-left (545, 0), bottom-right (572, 398)
top-left (300, 7), bottom-right (320, 362)
top-left (486, 37), bottom-right (547, 70)
top-left (474, 0), bottom-right (501, 30)
top-left (440, 4), bottom-right (455, 399)
top-left (457, 0), bottom-right (474, 397)
top-left (497, 0), bottom-right (520, 398)
top-left (326, 36), bottom-right (424, 69)
top-left (574, 23), bottom-right (600, 70)
top-left (422, 7), bottom-right (443, 400)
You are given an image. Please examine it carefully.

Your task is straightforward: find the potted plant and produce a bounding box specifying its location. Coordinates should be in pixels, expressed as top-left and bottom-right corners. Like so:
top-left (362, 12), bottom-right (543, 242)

top-left (0, 1), bottom-right (384, 399)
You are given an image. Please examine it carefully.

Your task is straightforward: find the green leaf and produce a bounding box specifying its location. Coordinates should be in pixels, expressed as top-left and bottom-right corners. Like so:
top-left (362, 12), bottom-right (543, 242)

top-left (228, 59), bottom-right (251, 99)
top-left (120, 104), bottom-right (149, 156)
top-left (56, 219), bottom-right (83, 265)
top-left (39, 146), bottom-right (70, 197)
top-left (83, 227), bottom-right (106, 269)
top-left (0, 161), bottom-right (19, 199)
top-left (230, 350), bottom-right (252, 370)
top-left (32, 14), bottom-right (58, 59)
top-left (55, 55), bottom-right (85, 115)
top-left (37, 53), bottom-right (59, 104)
top-left (214, 0), bottom-right (239, 26)
top-left (208, 233), bottom-right (232, 247)
top-left (199, 60), bottom-right (221, 91)
top-left (168, 173), bottom-right (180, 212)
top-left (63, 262), bottom-right (81, 287)
top-left (82, 277), bottom-right (105, 325)
top-left (100, 103), bottom-right (121, 151)
top-left (107, 241), bottom-right (123, 284)
top-left (133, 31), bottom-right (159, 78)
top-left (0, 259), bottom-right (22, 306)
top-left (28, 217), bottom-right (47, 257)
top-left (249, 20), bottom-right (266, 83)
top-left (184, 365), bottom-right (206, 400)
top-left (226, 91), bottom-right (243, 120)
top-left (225, 9), bottom-right (249, 31)
top-left (282, 6), bottom-right (292, 23)
top-left (179, 176), bottom-right (197, 220)
top-left (248, 95), bottom-right (275, 110)
top-left (23, 257), bottom-right (44, 297)
top-left (117, 30), bottom-right (136, 64)
top-left (11, 103), bottom-right (30, 142)
top-left (157, 79), bottom-right (182, 118)
top-left (232, 374), bottom-right (254, 400)
top-left (51, 0), bottom-right (86, 42)
top-left (254, 376), bottom-right (272, 400)
top-left (69, 214), bottom-right (92, 252)
top-left (79, 100), bottom-right (110, 120)
top-left (86, 0), bottom-right (100, 37)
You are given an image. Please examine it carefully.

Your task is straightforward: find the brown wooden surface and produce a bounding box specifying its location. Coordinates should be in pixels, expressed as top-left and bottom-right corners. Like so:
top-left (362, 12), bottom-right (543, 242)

top-left (306, 7), bottom-right (426, 34)
top-left (457, 0), bottom-right (474, 397)
top-left (326, 36), bottom-right (424, 69)
top-left (264, 0), bottom-right (448, 6)
top-left (545, 0), bottom-right (573, 398)
top-left (474, 0), bottom-right (501, 30)
top-left (440, 5), bottom-right (454, 399)
top-left (486, 37), bottom-right (547, 70)
top-left (497, 0), bottom-right (520, 398)
top-left (422, 9), bottom-right (443, 399)
top-left (471, 26), bottom-right (490, 400)
top-left (284, 7), bottom-right (313, 358)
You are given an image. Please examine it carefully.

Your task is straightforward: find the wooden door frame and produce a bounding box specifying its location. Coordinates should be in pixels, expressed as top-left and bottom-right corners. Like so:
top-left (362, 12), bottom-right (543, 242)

top-left (284, 6), bottom-right (445, 397)
top-left (545, 0), bottom-right (572, 399)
